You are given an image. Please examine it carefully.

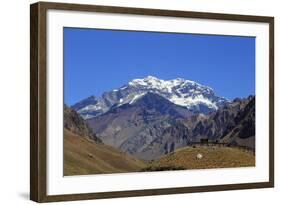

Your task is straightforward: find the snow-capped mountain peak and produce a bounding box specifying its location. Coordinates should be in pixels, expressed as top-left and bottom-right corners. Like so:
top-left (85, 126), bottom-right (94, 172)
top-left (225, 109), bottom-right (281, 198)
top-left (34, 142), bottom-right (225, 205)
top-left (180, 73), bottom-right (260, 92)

top-left (72, 76), bottom-right (228, 119)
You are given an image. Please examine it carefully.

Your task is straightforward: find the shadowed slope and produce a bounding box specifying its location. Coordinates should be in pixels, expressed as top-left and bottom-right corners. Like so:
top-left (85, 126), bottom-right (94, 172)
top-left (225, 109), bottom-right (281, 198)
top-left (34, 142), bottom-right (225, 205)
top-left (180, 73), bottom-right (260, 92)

top-left (87, 92), bottom-right (194, 160)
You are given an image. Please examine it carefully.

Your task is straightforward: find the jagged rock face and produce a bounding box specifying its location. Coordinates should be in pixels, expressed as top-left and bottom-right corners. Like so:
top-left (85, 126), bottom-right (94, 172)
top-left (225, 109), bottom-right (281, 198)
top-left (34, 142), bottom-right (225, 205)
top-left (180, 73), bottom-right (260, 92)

top-left (87, 95), bottom-right (255, 160)
top-left (134, 121), bottom-right (192, 160)
top-left (72, 76), bottom-right (228, 119)
top-left (181, 98), bottom-right (248, 141)
top-left (220, 97), bottom-right (255, 149)
top-left (64, 104), bottom-right (101, 142)
top-left (180, 96), bottom-right (255, 146)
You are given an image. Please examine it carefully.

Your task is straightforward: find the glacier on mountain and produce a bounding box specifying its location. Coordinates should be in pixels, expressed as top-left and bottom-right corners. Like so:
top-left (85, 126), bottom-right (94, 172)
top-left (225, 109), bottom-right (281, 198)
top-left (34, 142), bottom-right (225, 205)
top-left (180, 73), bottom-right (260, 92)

top-left (72, 76), bottom-right (228, 119)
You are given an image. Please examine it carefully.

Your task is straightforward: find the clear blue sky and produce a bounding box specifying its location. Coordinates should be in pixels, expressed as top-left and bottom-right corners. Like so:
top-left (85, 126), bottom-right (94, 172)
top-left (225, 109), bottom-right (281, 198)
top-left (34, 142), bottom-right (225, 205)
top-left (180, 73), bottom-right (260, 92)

top-left (64, 27), bottom-right (255, 105)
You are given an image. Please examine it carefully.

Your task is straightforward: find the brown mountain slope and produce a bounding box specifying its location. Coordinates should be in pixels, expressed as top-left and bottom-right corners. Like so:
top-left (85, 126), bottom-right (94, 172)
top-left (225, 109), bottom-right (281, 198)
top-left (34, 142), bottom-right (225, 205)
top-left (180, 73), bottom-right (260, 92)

top-left (146, 146), bottom-right (255, 171)
top-left (87, 92), bottom-right (193, 160)
top-left (64, 104), bottom-right (101, 142)
top-left (64, 129), bottom-right (146, 175)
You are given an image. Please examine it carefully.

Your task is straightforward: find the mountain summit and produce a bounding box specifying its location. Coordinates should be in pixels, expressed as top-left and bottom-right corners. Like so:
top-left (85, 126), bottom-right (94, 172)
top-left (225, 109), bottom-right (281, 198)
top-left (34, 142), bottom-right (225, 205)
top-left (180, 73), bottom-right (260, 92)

top-left (72, 76), bottom-right (228, 119)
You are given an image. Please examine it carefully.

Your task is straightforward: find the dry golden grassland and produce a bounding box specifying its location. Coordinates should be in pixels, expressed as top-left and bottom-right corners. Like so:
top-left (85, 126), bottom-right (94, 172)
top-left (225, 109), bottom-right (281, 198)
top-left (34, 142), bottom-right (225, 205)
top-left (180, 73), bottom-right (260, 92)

top-left (147, 146), bottom-right (255, 171)
top-left (64, 129), bottom-right (146, 176)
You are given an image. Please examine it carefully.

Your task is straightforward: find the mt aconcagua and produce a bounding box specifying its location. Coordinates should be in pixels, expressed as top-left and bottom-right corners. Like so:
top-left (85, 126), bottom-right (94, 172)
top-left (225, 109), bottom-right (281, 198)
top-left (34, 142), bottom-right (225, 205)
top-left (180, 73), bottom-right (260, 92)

top-left (72, 76), bottom-right (228, 119)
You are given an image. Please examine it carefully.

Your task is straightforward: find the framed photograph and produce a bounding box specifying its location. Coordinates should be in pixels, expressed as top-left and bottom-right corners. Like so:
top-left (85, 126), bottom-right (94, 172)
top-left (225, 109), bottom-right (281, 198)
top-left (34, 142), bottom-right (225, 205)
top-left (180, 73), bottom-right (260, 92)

top-left (30, 1), bottom-right (274, 202)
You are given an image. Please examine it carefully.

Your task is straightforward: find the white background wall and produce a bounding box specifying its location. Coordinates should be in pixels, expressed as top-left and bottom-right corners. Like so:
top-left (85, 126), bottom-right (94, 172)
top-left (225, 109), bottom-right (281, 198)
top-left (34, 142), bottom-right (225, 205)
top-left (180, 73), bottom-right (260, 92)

top-left (0, 0), bottom-right (279, 204)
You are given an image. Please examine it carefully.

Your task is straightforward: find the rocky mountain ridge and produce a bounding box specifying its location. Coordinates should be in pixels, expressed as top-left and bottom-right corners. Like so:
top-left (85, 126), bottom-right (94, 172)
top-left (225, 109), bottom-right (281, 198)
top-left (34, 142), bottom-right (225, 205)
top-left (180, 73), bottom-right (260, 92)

top-left (72, 76), bottom-right (228, 119)
top-left (64, 104), bottom-right (101, 143)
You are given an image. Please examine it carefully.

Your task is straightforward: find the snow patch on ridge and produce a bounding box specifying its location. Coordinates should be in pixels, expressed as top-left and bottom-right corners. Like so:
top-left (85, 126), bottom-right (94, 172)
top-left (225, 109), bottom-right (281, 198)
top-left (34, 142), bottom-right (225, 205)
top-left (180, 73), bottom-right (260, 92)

top-left (129, 93), bottom-right (146, 104)
top-left (170, 94), bottom-right (218, 110)
top-left (79, 104), bottom-right (102, 112)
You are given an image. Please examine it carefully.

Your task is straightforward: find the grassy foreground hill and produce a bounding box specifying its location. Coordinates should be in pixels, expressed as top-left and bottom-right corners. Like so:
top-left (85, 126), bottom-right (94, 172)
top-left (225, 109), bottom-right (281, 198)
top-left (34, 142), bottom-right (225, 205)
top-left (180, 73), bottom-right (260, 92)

top-left (145, 146), bottom-right (255, 171)
top-left (64, 129), bottom-right (146, 176)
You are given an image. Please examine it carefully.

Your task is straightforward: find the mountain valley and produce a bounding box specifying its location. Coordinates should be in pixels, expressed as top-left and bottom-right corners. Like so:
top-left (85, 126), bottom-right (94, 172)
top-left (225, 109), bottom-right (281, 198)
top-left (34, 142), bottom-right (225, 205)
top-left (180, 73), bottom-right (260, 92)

top-left (64, 76), bottom-right (255, 175)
